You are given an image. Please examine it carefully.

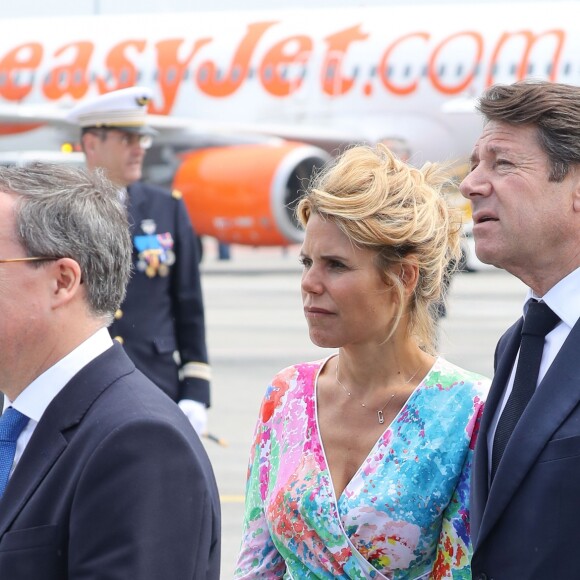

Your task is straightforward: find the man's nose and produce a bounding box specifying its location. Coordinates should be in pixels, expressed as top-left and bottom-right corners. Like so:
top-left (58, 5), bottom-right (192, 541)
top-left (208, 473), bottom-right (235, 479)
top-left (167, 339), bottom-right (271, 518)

top-left (459, 167), bottom-right (491, 199)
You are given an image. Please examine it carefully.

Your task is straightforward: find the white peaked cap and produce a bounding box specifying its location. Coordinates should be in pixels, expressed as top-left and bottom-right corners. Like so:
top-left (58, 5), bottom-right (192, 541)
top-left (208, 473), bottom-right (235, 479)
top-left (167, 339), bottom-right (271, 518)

top-left (66, 86), bottom-right (157, 135)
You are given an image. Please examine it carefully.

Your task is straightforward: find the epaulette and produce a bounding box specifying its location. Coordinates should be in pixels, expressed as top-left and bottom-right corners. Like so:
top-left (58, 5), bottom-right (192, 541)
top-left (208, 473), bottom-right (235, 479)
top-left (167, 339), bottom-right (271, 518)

top-left (171, 189), bottom-right (183, 200)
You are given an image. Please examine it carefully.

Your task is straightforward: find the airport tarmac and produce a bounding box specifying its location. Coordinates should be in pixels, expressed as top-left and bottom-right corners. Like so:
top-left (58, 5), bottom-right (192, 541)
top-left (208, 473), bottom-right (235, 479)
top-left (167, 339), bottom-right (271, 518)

top-left (198, 244), bottom-right (528, 578)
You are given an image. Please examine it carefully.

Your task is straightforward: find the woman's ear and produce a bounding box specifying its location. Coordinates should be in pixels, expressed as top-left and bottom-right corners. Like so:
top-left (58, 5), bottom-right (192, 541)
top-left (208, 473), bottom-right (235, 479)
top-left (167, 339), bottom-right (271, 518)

top-left (400, 260), bottom-right (419, 296)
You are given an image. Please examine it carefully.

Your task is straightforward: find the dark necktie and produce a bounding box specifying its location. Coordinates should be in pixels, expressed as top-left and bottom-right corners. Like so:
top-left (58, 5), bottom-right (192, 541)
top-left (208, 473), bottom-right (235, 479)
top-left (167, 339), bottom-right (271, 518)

top-left (0, 408), bottom-right (29, 498)
top-left (491, 300), bottom-right (560, 480)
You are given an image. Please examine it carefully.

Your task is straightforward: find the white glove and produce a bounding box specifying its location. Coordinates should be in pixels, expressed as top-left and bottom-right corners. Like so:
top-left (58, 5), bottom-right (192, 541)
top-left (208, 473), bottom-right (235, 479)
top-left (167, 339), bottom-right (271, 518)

top-left (178, 399), bottom-right (208, 436)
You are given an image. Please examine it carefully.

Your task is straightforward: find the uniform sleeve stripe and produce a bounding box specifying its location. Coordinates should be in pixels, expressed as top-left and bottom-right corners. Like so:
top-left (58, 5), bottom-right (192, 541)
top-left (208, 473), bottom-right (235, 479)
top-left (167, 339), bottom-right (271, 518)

top-left (181, 362), bottom-right (211, 381)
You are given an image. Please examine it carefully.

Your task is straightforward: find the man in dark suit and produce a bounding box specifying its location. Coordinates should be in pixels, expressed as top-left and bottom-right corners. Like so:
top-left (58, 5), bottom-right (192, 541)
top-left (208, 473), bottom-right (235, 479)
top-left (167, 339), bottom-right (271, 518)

top-left (460, 80), bottom-right (580, 579)
top-left (67, 87), bottom-right (212, 436)
top-left (0, 163), bottom-right (220, 578)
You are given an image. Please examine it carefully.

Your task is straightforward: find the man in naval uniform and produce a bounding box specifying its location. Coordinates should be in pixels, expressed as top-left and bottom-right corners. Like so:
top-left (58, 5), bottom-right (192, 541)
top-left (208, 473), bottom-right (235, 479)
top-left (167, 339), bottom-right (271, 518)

top-left (67, 86), bottom-right (211, 436)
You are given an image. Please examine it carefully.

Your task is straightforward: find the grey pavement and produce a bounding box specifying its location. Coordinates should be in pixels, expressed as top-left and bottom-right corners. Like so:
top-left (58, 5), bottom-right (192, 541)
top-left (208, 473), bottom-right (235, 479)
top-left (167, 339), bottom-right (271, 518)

top-left (199, 244), bottom-right (527, 578)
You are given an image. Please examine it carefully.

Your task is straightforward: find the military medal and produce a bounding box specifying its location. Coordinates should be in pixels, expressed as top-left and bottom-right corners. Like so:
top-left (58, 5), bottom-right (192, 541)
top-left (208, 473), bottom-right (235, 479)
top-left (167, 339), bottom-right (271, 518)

top-left (133, 232), bottom-right (175, 278)
top-left (165, 250), bottom-right (176, 266)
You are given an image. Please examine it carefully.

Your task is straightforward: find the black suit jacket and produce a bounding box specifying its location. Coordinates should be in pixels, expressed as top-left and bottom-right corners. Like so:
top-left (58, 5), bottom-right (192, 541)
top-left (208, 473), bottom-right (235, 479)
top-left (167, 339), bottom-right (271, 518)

top-left (0, 343), bottom-right (221, 579)
top-left (471, 317), bottom-right (580, 579)
top-left (109, 181), bottom-right (210, 405)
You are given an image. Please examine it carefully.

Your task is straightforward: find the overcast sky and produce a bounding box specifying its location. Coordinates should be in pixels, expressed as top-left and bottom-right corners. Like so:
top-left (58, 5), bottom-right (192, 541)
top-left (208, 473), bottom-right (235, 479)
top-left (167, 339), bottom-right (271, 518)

top-left (6, 0), bottom-right (539, 18)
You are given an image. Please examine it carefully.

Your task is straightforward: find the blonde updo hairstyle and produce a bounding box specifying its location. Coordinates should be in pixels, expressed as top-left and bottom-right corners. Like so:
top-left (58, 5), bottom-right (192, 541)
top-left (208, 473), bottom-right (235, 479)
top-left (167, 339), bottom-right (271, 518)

top-left (296, 143), bottom-right (461, 354)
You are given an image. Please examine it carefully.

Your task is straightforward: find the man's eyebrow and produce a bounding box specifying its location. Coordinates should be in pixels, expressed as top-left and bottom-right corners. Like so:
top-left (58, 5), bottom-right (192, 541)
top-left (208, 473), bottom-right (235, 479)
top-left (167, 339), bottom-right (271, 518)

top-left (485, 141), bottom-right (517, 156)
top-left (470, 143), bottom-right (513, 164)
top-left (487, 144), bottom-right (508, 154)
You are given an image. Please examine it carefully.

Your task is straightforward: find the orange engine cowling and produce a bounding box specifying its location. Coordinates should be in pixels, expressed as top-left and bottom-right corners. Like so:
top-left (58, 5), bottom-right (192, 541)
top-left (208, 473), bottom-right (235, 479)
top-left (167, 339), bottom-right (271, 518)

top-left (173, 141), bottom-right (330, 246)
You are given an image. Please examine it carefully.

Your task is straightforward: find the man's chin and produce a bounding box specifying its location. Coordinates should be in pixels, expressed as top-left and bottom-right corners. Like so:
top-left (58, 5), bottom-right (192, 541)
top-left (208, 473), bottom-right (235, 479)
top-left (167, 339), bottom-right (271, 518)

top-left (475, 247), bottom-right (502, 269)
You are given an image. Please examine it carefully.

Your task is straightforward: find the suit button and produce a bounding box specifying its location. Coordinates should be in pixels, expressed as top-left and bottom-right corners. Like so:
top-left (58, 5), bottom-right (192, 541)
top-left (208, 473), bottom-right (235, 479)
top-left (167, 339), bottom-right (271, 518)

top-left (113, 336), bottom-right (124, 345)
top-left (114, 309), bottom-right (123, 320)
top-left (476, 574), bottom-right (488, 580)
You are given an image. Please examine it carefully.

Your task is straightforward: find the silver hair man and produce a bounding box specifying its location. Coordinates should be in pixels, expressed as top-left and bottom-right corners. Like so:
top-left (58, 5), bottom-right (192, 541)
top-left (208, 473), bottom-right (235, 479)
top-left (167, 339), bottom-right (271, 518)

top-left (0, 162), bottom-right (131, 322)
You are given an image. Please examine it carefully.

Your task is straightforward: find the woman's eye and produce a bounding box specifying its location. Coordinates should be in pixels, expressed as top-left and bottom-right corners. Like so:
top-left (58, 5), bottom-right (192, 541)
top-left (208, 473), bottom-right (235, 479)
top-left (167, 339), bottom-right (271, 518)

top-left (329, 260), bottom-right (346, 269)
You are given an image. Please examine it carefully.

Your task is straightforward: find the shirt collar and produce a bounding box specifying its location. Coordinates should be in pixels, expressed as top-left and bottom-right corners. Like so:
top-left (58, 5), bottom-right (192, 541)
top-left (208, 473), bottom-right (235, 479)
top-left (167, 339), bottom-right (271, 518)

top-left (526, 265), bottom-right (580, 330)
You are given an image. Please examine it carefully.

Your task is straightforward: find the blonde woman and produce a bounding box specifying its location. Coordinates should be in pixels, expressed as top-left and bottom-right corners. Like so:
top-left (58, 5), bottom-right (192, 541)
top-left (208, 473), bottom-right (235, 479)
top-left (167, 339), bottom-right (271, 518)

top-left (235, 144), bottom-right (489, 579)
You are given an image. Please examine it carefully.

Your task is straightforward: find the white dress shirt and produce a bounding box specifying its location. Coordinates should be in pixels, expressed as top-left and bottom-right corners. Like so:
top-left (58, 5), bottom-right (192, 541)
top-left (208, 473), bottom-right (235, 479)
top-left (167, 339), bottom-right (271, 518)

top-left (2, 327), bottom-right (113, 476)
top-left (487, 266), bottom-right (580, 472)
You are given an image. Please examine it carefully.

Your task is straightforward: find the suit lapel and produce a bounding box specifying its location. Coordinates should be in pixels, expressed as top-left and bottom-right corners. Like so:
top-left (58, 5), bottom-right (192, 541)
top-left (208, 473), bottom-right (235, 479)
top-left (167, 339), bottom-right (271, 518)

top-left (0, 429), bottom-right (68, 537)
top-left (472, 319), bottom-right (522, 544)
top-left (0, 344), bottom-right (134, 536)
top-left (476, 318), bottom-right (580, 546)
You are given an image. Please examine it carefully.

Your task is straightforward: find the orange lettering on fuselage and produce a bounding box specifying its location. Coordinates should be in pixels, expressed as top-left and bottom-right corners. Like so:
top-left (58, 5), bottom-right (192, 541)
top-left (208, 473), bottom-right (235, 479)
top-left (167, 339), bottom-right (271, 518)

top-left (429, 32), bottom-right (483, 94)
top-left (196, 21), bottom-right (277, 98)
top-left (43, 41), bottom-right (93, 100)
top-left (96, 40), bottom-right (146, 94)
top-left (321, 25), bottom-right (368, 96)
top-left (379, 32), bottom-right (429, 96)
top-left (0, 21), bottom-right (570, 129)
top-left (486, 29), bottom-right (565, 86)
top-left (259, 35), bottom-right (313, 97)
top-left (152, 38), bottom-right (212, 114)
top-left (0, 42), bottom-right (42, 101)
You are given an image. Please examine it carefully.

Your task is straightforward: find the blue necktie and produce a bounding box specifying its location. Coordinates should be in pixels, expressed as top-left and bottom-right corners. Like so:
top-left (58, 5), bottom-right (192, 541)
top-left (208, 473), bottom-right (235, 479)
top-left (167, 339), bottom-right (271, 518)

top-left (0, 408), bottom-right (29, 498)
top-left (491, 300), bottom-right (560, 480)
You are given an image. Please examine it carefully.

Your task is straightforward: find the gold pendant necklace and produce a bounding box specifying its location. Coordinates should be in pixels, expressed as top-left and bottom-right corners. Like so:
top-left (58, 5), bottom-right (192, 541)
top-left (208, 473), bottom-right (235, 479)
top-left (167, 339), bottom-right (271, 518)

top-left (335, 357), bottom-right (421, 424)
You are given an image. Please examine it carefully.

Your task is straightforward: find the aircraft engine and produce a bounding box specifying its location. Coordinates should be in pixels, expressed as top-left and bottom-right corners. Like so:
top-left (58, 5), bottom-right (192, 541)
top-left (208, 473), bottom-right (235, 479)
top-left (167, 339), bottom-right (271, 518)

top-left (173, 142), bottom-right (331, 246)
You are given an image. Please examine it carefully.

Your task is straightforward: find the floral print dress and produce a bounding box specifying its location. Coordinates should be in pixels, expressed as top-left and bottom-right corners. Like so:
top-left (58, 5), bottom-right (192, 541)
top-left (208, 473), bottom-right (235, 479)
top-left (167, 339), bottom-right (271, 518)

top-left (235, 356), bottom-right (489, 579)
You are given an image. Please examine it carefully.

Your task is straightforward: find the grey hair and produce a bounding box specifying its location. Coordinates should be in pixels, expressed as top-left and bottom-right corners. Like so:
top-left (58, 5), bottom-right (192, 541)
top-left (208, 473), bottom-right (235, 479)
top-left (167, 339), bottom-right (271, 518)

top-left (478, 80), bottom-right (580, 182)
top-left (0, 162), bottom-right (132, 323)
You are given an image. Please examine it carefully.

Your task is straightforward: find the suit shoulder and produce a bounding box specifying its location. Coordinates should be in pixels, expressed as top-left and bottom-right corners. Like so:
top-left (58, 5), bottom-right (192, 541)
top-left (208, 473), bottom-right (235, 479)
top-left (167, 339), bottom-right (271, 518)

top-left (78, 382), bottom-right (215, 486)
top-left (91, 367), bottom-right (183, 423)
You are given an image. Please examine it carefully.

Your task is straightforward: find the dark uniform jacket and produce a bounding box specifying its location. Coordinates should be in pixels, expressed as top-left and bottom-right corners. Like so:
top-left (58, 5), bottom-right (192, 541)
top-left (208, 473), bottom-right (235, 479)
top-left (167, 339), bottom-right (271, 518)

top-left (471, 316), bottom-right (580, 579)
top-left (109, 181), bottom-right (211, 405)
top-left (0, 343), bottom-right (221, 579)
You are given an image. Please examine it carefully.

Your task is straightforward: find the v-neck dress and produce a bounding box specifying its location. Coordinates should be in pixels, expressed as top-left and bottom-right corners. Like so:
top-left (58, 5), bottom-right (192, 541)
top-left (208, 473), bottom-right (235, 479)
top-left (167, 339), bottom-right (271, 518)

top-left (234, 356), bottom-right (489, 579)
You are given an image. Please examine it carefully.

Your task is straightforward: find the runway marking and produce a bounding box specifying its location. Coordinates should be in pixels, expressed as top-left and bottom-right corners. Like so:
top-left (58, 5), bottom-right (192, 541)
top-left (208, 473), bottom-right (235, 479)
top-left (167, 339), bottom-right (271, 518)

top-left (221, 494), bottom-right (245, 503)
